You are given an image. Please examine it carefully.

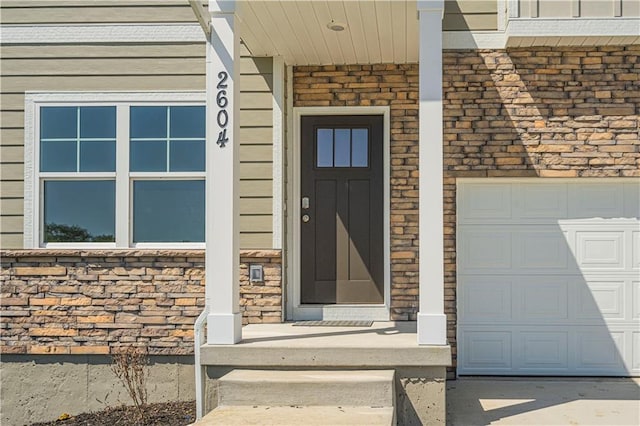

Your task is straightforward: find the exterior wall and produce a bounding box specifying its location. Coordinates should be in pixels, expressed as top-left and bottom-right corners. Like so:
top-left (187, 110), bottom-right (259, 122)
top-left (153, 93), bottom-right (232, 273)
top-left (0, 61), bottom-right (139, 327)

top-left (442, 45), bottom-right (639, 368)
top-left (0, 42), bottom-right (274, 249)
top-left (293, 44), bottom-right (639, 369)
top-left (0, 0), bottom-right (196, 24)
top-left (0, 249), bottom-right (282, 355)
top-left (293, 64), bottom-right (421, 321)
top-left (444, 0), bottom-right (498, 31)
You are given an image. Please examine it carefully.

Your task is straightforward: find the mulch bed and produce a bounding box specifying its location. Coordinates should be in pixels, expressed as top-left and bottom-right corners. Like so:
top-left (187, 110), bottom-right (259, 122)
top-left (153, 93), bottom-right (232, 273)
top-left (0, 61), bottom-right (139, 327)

top-left (31, 401), bottom-right (196, 426)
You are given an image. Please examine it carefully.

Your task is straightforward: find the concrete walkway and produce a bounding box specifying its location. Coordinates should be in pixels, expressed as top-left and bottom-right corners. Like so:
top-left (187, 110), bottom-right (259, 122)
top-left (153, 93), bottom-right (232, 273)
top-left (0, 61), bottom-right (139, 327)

top-left (447, 378), bottom-right (640, 425)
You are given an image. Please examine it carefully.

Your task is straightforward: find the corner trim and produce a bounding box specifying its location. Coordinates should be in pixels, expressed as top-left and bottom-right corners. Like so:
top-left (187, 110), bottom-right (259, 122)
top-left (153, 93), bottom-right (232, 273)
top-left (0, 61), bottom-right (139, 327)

top-left (271, 57), bottom-right (285, 250)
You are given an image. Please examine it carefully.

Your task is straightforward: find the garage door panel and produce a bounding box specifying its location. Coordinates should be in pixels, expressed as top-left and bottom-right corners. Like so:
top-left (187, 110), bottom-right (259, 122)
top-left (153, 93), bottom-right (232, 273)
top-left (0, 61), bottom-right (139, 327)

top-left (576, 231), bottom-right (625, 270)
top-left (631, 281), bottom-right (640, 321)
top-left (516, 231), bottom-right (571, 271)
top-left (568, 183), bottom-right (625, 219)
top-left (575, 281), bottom-right (626, 320)
top-left (632, 332), bottom-right (640, 372)
top-left (520, 279), bottom-right (569, 321)
top-left (461, 330), bottom-right (512, 371)
top-left (519, 331), bottom-right (569, 370)
top-left (632, 231), bottom-right (640, 269)
top-left (458, 183), bottom-right (512, 223)
top-left (459, 276), bottom-right (512, 322)
top-left (624, 183), bottom-right (640, 218)
top-left (515, 183), bottom-right (568, 220)
top-left (458, 179), bottom-right (640, 376)
top-left (459, 230), bottom-right (511, 271)
top-left (460, 327), bottom-right (631, 375)
top-left (575, 329), bottom-right (626, 372)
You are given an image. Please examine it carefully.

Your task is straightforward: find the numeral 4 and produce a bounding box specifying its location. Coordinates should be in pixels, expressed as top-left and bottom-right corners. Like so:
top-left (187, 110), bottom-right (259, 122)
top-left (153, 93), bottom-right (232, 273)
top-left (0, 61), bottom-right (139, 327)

top-left (217, 129), bottom-right (229, 147)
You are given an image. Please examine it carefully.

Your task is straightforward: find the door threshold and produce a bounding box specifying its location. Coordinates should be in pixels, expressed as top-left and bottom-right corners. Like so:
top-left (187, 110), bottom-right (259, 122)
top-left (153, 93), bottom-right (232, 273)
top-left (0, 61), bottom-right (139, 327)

top-left (291, 304), bottom-right (390, 322)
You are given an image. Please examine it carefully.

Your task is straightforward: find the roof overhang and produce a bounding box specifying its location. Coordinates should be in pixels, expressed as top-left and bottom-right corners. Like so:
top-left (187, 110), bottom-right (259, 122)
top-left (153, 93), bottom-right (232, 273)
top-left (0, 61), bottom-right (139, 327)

top-left (230, 0), bottom-right (421, 65)
top-left (197, 1), bottom-right (639, 64)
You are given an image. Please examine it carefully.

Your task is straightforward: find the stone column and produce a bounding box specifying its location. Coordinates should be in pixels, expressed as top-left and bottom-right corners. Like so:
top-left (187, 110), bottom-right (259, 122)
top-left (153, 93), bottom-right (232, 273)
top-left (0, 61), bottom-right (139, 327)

top-left (206, 0), bottom-right (241, 344)
top-left (417, 0), bottom-right (447, 346)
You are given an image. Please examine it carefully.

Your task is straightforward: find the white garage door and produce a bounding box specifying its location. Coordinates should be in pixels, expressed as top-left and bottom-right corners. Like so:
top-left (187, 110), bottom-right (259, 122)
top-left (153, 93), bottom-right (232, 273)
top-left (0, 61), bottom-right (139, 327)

top-left (457, 180), bottom-right (640, 376)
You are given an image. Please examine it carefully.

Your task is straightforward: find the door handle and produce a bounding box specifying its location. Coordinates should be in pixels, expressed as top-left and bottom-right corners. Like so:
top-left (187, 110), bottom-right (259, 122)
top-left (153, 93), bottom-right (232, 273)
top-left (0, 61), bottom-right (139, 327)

top-left (301, 196), bottom-right (310, 209)
top-left (302, 214), bottom-right (310, 223)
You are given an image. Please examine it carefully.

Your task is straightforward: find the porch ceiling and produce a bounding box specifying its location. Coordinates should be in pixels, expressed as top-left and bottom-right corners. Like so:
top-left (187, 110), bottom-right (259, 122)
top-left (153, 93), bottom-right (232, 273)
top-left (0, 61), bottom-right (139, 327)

top-left (236, 0), bottom-right (419, 65)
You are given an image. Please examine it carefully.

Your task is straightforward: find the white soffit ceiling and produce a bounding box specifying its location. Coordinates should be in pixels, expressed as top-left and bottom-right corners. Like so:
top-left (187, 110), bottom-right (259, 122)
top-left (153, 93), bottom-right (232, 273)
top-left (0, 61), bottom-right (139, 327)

top-left (237, 0), bottom-right (419, 65)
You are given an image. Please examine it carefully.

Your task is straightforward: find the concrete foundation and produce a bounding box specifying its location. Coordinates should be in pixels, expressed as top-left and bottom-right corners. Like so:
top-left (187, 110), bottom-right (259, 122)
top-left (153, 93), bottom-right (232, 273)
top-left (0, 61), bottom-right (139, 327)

top-left (1, 355), bottom-right (195, 426)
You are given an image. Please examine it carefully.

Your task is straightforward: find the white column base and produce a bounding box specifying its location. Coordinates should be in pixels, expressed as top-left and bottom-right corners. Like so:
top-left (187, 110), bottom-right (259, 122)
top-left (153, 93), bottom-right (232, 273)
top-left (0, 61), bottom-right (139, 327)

top-left (207, 313), bottom-right (242, 344)
top-left (417, 313), bottom-right (447, 345)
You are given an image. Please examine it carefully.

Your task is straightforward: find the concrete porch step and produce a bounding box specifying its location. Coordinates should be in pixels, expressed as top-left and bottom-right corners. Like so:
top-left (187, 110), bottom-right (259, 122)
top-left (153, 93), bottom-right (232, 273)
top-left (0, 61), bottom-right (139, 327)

top-left (197, 405), bottom-right (395, 425)
top-left (218, 369), bottom-right (395, 407)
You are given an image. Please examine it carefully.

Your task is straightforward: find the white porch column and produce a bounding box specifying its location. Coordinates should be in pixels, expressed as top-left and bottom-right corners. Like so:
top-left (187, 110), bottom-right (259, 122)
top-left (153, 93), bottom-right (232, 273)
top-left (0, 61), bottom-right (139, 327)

top-left (206, 0), bottom-right (241, 344)
top-left (417, 0), bottom-right (447, 346)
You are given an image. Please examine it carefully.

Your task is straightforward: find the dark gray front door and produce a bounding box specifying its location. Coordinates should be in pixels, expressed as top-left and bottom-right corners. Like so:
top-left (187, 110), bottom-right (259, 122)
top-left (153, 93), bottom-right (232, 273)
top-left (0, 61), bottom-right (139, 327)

top-left (300, 115), bottom-right (384, 304)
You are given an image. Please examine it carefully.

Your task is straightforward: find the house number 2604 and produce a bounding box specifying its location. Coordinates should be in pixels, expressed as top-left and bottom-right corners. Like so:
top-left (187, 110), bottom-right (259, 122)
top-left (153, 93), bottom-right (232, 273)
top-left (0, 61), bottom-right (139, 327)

top-left (216, 71), bottom-right (229, 147)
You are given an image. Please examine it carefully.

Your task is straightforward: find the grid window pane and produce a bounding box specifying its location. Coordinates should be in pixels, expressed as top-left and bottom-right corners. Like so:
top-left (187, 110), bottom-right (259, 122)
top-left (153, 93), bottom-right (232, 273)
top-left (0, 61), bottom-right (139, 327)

top-left (352, 129), bottom-right (368, 167)
top-left (315, 127), bottom-right (369, 168)
top-left (133, 180), bottom-right (205, 242)
top-left (80, 141), bottom-right (116, 172)
top-left (170, 140), bottom-right (205, 172)
top-left (334, 129), bottom-right (351, 167)
top-left (44, 180), bottom-right (115, 242)
top-left (40, 141), bottom-right (77, 172)
top-left (41, 107), bottom-right (77, 139)
top-left (170, 106), bottom-right (206, 138)
top-left (316, 128), bottom-right (333, 167)
top-left (130, 106), bottom-right (167, 138)
top-left (130, 140), bottom-right (167, 172)
top-left (80, 106), bottom-right (116, 139)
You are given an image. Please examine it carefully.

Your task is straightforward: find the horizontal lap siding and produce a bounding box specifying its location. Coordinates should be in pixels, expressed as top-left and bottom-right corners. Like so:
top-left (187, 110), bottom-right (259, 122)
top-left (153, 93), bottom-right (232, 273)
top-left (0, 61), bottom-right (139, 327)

top-left (0, 42), bottom-right (274, 249)
top-left (0, 1), bottom-right (196, 24)
top-left (238, 54), bottom-right (274, 248)
top-left (443, 0), bottom-right (498, 31)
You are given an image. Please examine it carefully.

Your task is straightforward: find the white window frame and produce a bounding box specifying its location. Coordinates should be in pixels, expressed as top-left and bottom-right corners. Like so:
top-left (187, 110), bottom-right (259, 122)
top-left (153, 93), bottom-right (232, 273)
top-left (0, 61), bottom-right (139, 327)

top-left (24, 91), bottom-right (207, 249)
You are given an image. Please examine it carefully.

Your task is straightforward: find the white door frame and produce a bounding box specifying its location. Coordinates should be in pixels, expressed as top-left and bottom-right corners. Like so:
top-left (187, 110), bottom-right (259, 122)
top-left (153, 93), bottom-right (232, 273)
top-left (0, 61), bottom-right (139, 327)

top-left (287, 106), bottom-right (391, 321)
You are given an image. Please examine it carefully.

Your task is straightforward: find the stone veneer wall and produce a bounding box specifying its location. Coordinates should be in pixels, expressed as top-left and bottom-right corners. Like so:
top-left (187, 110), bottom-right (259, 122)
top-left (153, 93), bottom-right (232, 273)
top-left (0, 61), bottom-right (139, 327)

top-left (0, 250), bottom-right (282, 355)
top-left (295, 63), bottom-right (422, 322)
top-left (293, 45), bottom-right (639, 369)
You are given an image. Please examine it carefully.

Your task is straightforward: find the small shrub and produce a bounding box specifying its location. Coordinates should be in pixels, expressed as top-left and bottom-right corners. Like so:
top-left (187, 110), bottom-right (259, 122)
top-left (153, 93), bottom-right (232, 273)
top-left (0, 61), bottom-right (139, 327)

top-left (110, 346), bottom-right (149, 423)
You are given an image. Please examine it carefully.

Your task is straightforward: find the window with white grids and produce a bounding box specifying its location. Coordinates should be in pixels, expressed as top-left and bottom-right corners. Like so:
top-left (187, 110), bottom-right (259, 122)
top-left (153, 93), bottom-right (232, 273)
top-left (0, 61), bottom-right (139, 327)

top-left (25, 92), bottom-right (207, 248)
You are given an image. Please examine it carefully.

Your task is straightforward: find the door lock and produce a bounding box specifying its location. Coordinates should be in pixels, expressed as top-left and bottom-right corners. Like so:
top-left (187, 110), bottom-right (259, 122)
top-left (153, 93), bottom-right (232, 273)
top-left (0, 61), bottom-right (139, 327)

top-left (301, 197), bottom-right (310, 209)
top-left (302, 214), bottom-right (310, 223)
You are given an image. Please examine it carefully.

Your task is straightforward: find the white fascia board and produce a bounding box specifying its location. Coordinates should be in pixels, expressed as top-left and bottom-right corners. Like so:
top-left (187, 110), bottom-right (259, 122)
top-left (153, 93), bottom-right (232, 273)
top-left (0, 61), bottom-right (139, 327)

top-left (209, 0), bottom-right (236, 14)
top-left (443, 31), bottom-right (507, 49)
top-left (0, 23), bottom-right (205, 44)
top-left (23, 91), bottom-right (205, 103)
top-left (507, 18), bottom-right (640, 38)
top-left (444, 18), bottom-right (640, 49)
top-left (189, 0), bottom-right (212, 37)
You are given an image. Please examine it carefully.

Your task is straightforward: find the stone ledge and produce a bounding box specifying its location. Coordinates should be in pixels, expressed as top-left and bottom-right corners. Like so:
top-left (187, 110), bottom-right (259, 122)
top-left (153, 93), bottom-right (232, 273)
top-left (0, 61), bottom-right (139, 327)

top-left (0, 249), bottom-right (281, 258)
